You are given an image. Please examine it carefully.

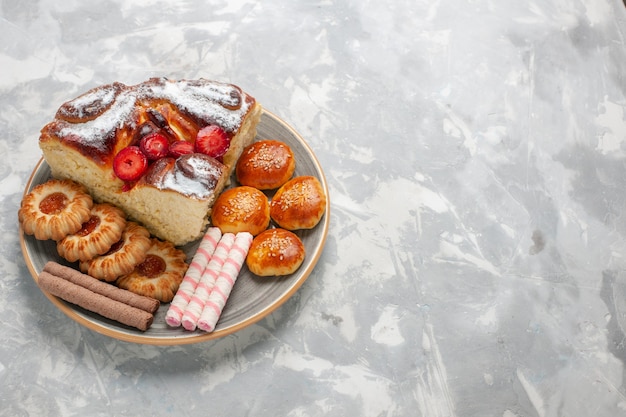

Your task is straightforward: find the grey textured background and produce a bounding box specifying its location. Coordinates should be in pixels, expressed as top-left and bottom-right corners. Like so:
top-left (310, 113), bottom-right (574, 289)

top-left (2, 1), bottom-right (626, 416)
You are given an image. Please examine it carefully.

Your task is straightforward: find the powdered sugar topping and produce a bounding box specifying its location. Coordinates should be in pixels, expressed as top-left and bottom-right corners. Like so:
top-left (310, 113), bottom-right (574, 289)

top-left (152, 154), bottom-right (224, 199)
top-left (51, 78), bottom-right (253, 158)
top-left (59, 84), bottom-right (119, 120)
top-left (139, 79), bottom-right (250, 133)
top-left (58, 92), bottom-right (138, 154)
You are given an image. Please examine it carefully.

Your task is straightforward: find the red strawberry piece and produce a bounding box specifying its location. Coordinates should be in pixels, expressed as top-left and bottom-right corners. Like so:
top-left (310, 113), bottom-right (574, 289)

top-left (139, 132), bottom-right (169, 160)
top-left (195, 125), bottom-right (230, 160)
top-left (113, 146), bottom-right (148, 181)
top-left (168, 140), bottom-right (195, 158)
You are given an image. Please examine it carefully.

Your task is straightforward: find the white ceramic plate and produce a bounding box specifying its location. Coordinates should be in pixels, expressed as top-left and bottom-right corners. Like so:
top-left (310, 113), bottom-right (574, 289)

top-left (20, 110), bottom-right (330, 345)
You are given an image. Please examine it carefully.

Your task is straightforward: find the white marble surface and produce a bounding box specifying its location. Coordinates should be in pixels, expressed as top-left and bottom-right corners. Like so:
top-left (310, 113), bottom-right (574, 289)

top-left (3, 0), bottom-right (626, 415)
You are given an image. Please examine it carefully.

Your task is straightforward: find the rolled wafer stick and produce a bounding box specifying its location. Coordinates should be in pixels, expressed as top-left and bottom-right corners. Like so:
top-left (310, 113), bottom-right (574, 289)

top-left (181, 233), bottom-right (235, 331)
top-left (38, 271), bottom-right (153, 331)
top-left (43, 261), bottom-right (160, 314)
top-left (165, 227), bottom-right (222, 327)
top-left (197, 232), bottom-right (253, 332)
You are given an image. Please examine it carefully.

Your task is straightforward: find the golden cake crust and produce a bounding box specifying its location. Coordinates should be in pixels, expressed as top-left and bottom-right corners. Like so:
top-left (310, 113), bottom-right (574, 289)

top-left (19, 179), bottom-right (93, 241)
top-left (116, 238), bottom-right (188, 303)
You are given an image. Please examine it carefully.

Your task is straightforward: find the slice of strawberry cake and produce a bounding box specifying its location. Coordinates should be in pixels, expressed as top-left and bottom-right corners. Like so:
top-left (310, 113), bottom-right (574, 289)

top-left (39, 78), bottom-right (262, 246)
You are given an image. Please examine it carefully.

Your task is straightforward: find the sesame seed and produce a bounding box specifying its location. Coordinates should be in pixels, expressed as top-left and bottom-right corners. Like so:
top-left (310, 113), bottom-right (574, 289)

top-left (247, 142), bottom-right (289, 171)
top-left (276, 181), bottom-right (315, 211)
top-left (222, 189), bottom-right (262, 221)
top-left (258, 231), bottom-right (294, 258)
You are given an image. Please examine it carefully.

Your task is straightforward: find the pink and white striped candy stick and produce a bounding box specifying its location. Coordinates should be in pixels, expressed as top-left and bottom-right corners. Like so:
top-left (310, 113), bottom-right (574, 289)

top-left (181, 233), bottom-right (235, 331)
top-left (165, 227), bottom-right (222, 327)
top-left (197, 232), bottom-right (253, 332)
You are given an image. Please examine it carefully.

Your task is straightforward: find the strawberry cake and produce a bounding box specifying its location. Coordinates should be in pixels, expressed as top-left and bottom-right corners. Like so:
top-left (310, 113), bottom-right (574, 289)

top-left (39, 78), bottom-right (262, 246)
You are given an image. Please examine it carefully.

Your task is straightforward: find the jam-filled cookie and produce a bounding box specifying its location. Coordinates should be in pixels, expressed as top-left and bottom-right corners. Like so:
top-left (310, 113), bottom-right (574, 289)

top-left (116, 238), bottom-right (188, 303)
top-left (79, 222), bottom-right (151, 282)
top-left (19, 179), bottom-right (93, 241)
top-left (57, 203), bottom-right (127, 262)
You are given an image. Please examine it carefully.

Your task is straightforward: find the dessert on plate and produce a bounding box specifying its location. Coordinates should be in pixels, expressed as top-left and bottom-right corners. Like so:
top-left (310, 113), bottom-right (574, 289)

top-left (19, 76), bottom-right (329, 337)
top-left (246, 228), bottom-right (305, 276)
top-left (236, 139), bottom-right (295, 190)
top-left (270, 175), bottom-right (326, 230)
top-left (210, 186), bottom-right (270, 236)
top-left (56, 203), bottom-right (127, 262)
top-left (39, 77), bottom-right (262, 246)
top-left (18, 178), bottom-right (93, 241)
top-left (116, 238), bottom-right (188, 303)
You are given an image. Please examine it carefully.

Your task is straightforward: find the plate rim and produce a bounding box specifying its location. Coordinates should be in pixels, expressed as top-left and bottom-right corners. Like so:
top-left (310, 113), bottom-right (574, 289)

top-left (19, 109), bottom-right (330, 345)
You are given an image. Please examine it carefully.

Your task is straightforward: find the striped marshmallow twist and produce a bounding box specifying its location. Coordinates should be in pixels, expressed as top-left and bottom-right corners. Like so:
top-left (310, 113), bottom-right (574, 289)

top-left (181, 233), bottom-right (235, 331)
top-left (165, 227), bottom-right (222, 327)
top-left (197, 232), bottom-right (253, 332)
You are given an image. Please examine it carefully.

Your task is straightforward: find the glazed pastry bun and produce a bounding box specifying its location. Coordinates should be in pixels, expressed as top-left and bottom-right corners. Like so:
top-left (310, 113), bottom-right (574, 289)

top-left (270, 176), bottom-right (326, 230)
top-left (236, 140), bottom-right (295, 190)
top-left (246, 228), bottom-right (305, 276)
top-left (210, 186), bottom-right (270, 236)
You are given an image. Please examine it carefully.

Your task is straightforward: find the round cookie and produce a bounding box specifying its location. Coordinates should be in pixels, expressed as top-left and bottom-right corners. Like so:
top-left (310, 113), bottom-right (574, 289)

top-left (246, 228), bottom-right (305, 276)
top-left (270, 176), bottom-right (326, 230)
top-left (116, 238), bottom-right (188, 303)
top-left (57, 203), bottom-right (127, 262)
top-left (80, 222), bottom-right (152, 282)
top-left (19, 179), bottom-right (93, 241)
top-left (211, 186), bottom-right (270, 236)
top-left (236, 140), bottom-right (295, 190)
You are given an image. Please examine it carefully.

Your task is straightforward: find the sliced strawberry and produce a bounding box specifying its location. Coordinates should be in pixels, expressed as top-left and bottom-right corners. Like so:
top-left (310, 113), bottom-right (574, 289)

top-left (195, 125), bottom-right (230, 161)
top-left (113, 146), bottom-right (148, 181)
top-left (139, 132), bottom-right (169, 160)
top-left (168, 140), bottom-right (195, 158)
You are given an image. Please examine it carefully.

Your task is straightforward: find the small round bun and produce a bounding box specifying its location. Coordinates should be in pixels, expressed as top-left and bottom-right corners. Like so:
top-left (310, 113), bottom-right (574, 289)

top-left (211, 186), bottom-right (270, 236)
top-left (270, 176), bottom-right (326, 230)
top-left (236, 140), bottom-right (295, 190)
top-left (246, 228), bottom-right (305, 276)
